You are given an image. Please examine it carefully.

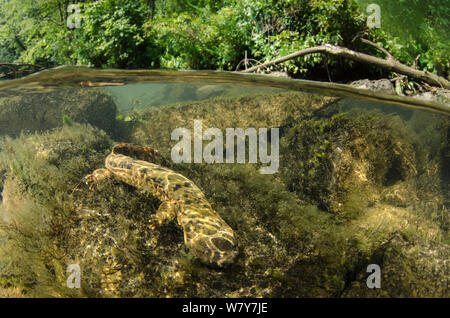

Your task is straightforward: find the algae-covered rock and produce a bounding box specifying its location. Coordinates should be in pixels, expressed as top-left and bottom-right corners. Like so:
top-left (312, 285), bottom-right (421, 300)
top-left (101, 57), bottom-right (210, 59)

top-left (0, 88), bottom-right (117, 137)
top-left (342, 234), bottom-right (450, 297)
top-left (123, 91), bottom-right (337, 154)
top-left (0, 124), bottom-right (113, 297)
top-left (280, 110), bottom-right (420, 218)
top-left (381, 181), bottom-right (419, 207)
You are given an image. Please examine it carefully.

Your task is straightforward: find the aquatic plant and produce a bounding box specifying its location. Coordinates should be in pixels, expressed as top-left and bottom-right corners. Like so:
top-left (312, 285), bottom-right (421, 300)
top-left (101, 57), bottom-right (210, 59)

top-left (62, 115), bottom-right (73, 127)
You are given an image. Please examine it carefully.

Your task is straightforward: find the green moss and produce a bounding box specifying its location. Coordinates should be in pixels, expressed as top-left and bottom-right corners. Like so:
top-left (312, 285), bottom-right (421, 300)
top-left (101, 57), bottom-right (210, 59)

top-left (62, 115), bottom-right (73, 127)
top-left (341, 187), bottom-right (369, 219)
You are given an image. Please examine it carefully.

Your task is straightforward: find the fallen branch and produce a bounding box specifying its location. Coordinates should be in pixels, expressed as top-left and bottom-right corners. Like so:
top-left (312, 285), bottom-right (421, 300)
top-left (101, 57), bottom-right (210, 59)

top-left (0, 63), bottom-right (46, 69)
top-left (0, 63), bottom-right (46, 79)
top-left (235, 58), bottom-right (270, 72)
top-left (240, 41), bottom-right (450, 89)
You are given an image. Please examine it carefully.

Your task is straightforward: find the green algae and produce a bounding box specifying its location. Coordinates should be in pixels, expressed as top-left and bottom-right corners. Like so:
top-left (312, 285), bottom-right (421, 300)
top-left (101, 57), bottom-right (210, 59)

top-left (62, 115), bottom-right (73, 127)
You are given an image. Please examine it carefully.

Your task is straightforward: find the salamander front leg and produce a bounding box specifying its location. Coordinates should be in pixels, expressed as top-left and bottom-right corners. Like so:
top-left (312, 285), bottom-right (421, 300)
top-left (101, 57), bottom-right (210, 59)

top-left (149, 200), bottom-right (178, 230)
top-left (83, 168), bottom-right (112, 190)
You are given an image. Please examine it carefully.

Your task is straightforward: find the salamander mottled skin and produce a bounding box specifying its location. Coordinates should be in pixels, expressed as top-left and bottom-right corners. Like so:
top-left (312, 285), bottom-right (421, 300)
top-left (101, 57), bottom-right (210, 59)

top-left (84, 143), bottom-right (238, 267)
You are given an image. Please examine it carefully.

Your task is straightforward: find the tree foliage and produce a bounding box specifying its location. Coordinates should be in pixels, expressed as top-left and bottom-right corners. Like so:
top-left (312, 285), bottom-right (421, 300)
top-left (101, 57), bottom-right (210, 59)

top-left (355, 0), bottom-right (449, 75)
top-left (71, 0), bottom-right (161, 68)
top-left (0, 0), bottom-right (447, 77)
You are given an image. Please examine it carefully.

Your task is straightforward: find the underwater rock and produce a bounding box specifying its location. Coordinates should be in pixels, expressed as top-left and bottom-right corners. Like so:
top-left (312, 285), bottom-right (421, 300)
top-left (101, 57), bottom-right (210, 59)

top-left (195, 85), bottom-right (227, 100)
top-left (127, 91), bottom-right (338, 154)
top-left (280, 111), bottom-right (419, 217)
top-left (0, 88), bottom-right (117, 137)
top-left (342, 233), bottom-right (450, 297)
top-left (381, 181), bottom-right (419, 207)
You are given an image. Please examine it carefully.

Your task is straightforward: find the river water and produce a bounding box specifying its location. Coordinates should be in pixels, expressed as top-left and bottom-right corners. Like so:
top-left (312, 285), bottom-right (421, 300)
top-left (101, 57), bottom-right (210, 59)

top-left (0, 67), bottom-right (448, 297)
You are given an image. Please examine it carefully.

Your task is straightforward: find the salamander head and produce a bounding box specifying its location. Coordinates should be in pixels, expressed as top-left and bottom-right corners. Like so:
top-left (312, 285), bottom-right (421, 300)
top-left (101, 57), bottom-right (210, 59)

top-left (188, 234), bottom-right (238, 267)
top-left (179, 201), bottom-right (238, 267)
top-left (181, 217), bottom-right (238, 267)
top-left (112, 143), bottom-right (168, 166)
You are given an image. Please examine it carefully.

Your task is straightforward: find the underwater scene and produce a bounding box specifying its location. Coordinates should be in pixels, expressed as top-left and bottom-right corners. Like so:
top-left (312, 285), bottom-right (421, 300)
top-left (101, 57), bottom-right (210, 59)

top-left (0, 67), bottom-right (448, 298)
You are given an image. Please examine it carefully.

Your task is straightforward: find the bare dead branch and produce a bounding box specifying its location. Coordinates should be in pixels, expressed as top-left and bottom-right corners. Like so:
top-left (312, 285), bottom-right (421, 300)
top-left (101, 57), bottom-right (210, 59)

top-left (414, 54), bottom-right (421, 69)
top-left (0, 63), bottom-right (46, 69)
top-left (360, 38), bottom-right (395, 61)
